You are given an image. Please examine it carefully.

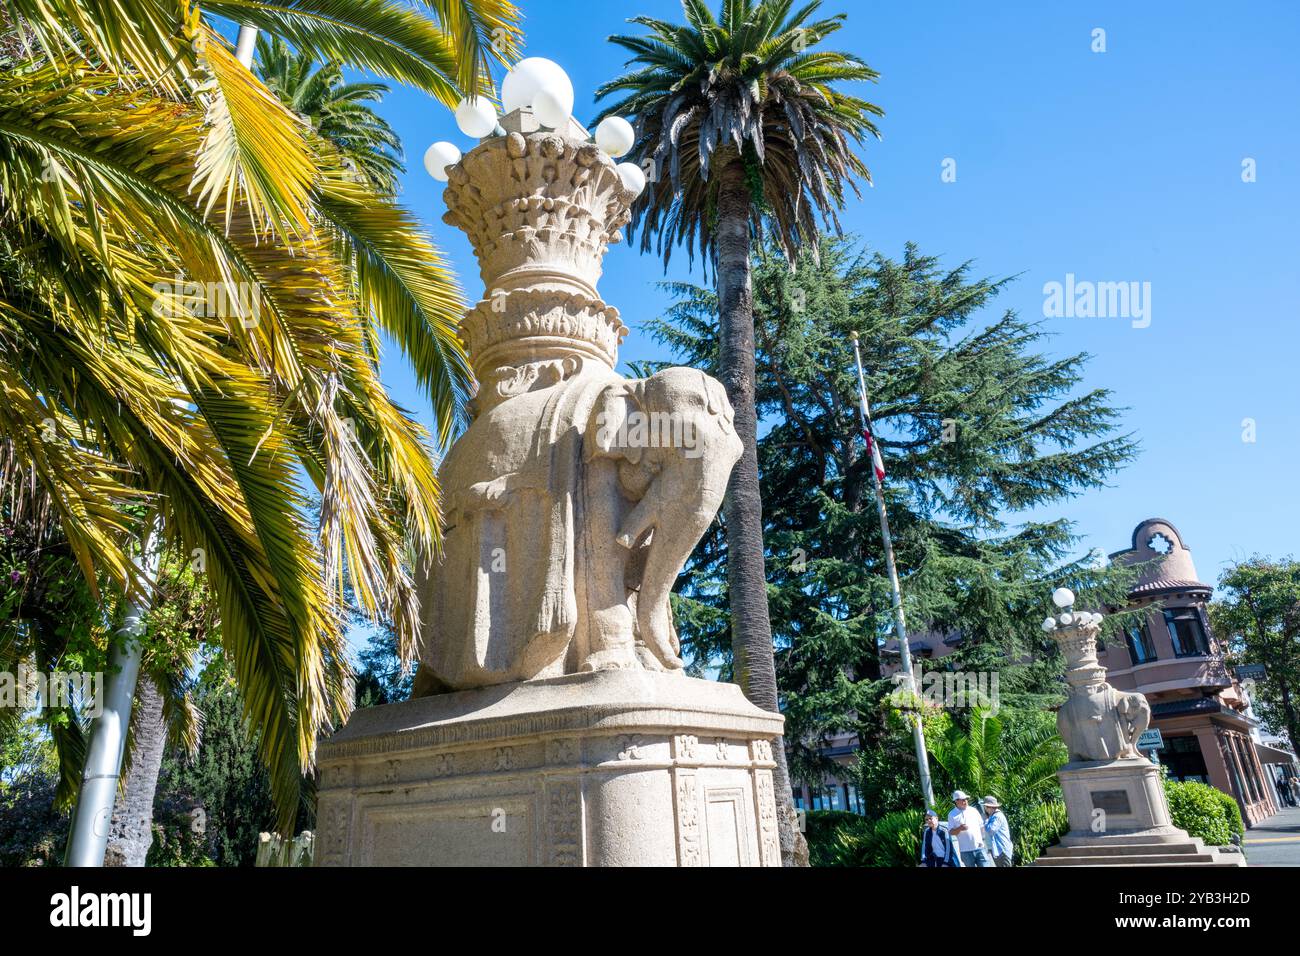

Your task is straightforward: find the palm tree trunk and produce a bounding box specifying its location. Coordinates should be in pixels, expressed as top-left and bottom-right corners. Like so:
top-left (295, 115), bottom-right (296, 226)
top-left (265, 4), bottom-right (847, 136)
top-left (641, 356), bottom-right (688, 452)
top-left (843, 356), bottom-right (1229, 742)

top-left (715, 156), bottom-right (806, 866)
top-left (234, 25), bottom-right (258, 68)
top-left (104, 677), bottom-right (167, 867)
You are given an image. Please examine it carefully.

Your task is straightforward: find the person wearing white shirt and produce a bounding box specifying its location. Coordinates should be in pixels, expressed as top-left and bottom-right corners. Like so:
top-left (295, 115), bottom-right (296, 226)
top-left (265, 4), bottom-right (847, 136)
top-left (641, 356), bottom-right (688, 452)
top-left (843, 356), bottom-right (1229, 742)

top-left (946, 790), bottom-right (993, 867)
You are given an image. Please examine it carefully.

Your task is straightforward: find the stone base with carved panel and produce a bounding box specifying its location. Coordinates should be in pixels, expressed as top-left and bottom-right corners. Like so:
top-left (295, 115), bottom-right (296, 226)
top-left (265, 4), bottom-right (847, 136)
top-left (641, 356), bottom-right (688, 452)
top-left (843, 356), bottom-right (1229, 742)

top-left (1031, 758), bottom-right (1245, 866)
top-left (313, 669), bottom-right (784, 866)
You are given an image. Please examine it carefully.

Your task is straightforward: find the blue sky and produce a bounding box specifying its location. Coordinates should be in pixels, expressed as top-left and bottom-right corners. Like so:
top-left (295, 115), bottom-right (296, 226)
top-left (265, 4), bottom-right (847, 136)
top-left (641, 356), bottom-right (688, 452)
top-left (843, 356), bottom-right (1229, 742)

top-left (364, 0), bottom-right (1299, 596)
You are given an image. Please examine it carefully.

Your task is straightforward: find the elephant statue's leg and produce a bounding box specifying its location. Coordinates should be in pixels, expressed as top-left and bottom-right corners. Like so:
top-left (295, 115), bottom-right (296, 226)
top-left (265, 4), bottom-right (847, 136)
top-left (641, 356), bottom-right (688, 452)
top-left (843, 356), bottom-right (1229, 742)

top-left (576, 456), bottom-right (638, 672)
top-left (621, 456), bottom-right (725, 671)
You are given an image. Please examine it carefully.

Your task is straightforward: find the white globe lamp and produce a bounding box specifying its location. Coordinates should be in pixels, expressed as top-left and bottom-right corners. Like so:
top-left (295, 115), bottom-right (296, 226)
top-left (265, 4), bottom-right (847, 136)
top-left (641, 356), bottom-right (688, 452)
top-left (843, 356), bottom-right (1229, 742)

top-left (423, 141), bottom-right (461, 181)
top-left (501, 57), bottom-right (573, 115)
top-left (1051, 587), bottom-right (1075, 610)
top-left (595, 116), bottom-right (635, 157)
top-left (615, 161), bottom-right (646, 196)
top-left (454, 96), bottom-right (498, 138)
top-left (532, 87), bottom-right (572, 129)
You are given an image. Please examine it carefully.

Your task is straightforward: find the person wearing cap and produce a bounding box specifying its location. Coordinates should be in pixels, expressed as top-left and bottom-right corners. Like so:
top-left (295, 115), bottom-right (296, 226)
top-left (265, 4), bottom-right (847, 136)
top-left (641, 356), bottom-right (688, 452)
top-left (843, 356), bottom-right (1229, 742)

top-left (982, 796), bottom-right (1014, 867)
top-left (946, 790), bottom-right (993, 867)
top-left (919, 809), bottom-right (959, 867)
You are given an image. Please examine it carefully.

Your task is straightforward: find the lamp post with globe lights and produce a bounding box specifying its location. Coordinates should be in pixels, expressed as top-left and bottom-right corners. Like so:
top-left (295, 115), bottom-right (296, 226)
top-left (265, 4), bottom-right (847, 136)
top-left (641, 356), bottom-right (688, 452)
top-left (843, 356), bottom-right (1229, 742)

top-left (1030, 587), bottom-right (1244, 865)
top-left (422, 58), bottom-right (646, 198)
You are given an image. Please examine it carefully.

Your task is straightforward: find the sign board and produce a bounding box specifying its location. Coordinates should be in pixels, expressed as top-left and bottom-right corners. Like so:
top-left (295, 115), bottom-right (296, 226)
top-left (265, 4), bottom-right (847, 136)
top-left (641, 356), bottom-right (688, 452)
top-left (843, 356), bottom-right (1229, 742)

top-left (1137, 728), bottom-right (1164, 751)
top-left (1235, 663), bottom-right (1267, 680)
top-left (1090, 790), bottom-right (1132, 815)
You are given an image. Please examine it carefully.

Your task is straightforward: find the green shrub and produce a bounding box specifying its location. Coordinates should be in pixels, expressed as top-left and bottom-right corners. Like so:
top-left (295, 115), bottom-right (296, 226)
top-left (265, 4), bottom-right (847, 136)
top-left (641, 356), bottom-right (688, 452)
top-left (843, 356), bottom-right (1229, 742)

top-left (804, 810), bottom-right (871, 867)
top-left (0, 772), bottom-right (68, 866)
top-left (1213, 788), bottom-right (1245, 844)
top-left (804, 808), bottom-right (924, 866)
top-left (1165, 779), bottom-right (1232, 846)
top-left (863, 810), bottom-right (922, 867)
top-left (146, 795), bottom-right (217, 867)
top-left (1008, 798), bottom-right (1068, 864)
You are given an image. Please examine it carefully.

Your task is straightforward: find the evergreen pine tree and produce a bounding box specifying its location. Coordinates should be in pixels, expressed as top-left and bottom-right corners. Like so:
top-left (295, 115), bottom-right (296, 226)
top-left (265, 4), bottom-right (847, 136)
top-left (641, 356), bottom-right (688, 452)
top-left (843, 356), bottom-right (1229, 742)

top-left (643, 237), bottom-right (1141, 804)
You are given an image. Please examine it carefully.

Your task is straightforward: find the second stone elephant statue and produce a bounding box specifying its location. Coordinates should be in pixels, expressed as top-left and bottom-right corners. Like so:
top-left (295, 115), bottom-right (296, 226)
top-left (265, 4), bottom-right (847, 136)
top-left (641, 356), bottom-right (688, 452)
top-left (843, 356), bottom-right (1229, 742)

top-left (1057, 680), bottom-right (1152, 763)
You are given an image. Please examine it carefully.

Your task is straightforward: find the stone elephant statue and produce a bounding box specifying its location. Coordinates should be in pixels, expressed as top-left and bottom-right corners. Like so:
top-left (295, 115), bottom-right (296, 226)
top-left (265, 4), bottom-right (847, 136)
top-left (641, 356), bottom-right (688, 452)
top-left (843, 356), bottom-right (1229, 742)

top-left (1057, 681), bottom-right (1151, 762)
top-left (414, 357), bottom-right (741, 692)
top-left (583, 366), bottom-right (743, 672)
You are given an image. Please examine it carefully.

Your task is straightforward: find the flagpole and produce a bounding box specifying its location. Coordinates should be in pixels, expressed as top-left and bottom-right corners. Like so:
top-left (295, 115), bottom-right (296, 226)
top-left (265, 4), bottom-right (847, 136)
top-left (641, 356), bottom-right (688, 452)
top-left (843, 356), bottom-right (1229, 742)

top-left (849, 331), bottom-right (936, 811)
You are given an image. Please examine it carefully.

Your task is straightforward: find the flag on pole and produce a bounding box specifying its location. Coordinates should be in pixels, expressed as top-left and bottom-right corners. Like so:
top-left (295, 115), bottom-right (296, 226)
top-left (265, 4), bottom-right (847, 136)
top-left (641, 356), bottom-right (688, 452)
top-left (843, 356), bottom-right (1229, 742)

top-left (862, 423), bottom-right (886, 482)
top-left (850, 333), bottom-right (887, 483)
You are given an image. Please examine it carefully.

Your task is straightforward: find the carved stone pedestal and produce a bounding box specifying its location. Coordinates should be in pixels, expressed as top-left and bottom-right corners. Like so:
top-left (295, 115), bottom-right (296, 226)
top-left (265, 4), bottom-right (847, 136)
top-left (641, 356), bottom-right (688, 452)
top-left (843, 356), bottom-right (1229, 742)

top-left (314, 670), bottom-right (784, 866)
top-left (1035, 597), bottom-right (1245, 866)
top-left (1058, 757), bottom-right (1183, 844)
top-left (1033, 758), bottom-right (1246, 866)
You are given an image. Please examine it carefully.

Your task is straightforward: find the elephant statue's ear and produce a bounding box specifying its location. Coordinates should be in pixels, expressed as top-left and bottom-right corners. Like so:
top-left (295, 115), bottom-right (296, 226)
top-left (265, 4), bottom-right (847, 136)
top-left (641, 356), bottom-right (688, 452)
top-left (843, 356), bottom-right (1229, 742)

top-left (586, 382), bottom-right (643, 464)
top-left (701, 371), bottom-right (735, 433)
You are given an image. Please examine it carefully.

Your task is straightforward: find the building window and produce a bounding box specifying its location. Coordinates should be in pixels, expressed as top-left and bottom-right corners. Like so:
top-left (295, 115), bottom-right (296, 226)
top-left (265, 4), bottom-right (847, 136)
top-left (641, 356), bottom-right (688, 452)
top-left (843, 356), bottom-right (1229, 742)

top-left (846, 784), bottom-right (864, 815)
top-left (1164, 607), bottom-right (1210, 657)
top-left (1161, 735), bottom-right (1209, 784)
top-left (1125, 621), bottom-right (1157, 664)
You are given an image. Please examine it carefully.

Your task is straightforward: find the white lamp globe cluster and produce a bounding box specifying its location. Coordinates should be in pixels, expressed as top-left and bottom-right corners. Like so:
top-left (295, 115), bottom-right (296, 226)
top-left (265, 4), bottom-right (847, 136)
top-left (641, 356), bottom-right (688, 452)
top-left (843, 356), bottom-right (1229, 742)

top-left (423, 58), bottom-right (645, 195)
top-left (502, 57), bottom-right (574, 125)
top-left (1041, 586), bottom-right (1104, 632)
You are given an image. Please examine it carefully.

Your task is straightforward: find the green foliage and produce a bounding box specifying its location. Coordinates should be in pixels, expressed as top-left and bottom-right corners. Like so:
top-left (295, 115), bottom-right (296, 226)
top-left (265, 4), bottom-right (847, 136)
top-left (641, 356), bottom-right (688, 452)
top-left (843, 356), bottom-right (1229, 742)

top-left (928, 707), bottom-right (1066, 811)
top-left (255, 34), bottom-right (404, 197)
top-left (354, 622), bottom-right (413, 706)
top-left (1165, 779), bottom-right (1234, 846)
top-left (595, 0), bottom-right (883, 267)
top-left (803, 809), bottom-right (870, 867)
top-left (0, 768), bottom-right (68, 866)
top-left (0, 716), bottom-right (65, 866)
top-left (863, 810), bottom-right (923, 868)
top-left (927, 706), bottom-right (1068, 865)
top-left (145, 794), bottom-right (218, 867)
top-left (152, 650), bottom-right (300, 866)
top-left (0, 503), bottom-right (111, 807)
top-left (1210, 558), bottom-right (1300, 757)
top-left (2, 512), bottom-right (209, 807)
top-left (1008, 798), bottom-right (1067, 864)
top-left (0, 713), bottom-right (59, 791)
top-left (0, 0), bottom-right (505, 829)
top-left (842, 692), bottom-right (952, 818)
top-left (804, 808), bottom-right (920, 867)
top-left (647, 238), bottom-right (1139, 797)
top-left (1214, 788), bottom-right (1245, 844)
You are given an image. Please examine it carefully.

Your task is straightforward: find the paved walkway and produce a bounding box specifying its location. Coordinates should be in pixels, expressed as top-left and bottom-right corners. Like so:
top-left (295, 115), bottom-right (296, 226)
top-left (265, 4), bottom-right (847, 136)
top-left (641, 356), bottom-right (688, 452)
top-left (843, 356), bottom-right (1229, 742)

top-left (1244, 805), bottom-right (1300, 866)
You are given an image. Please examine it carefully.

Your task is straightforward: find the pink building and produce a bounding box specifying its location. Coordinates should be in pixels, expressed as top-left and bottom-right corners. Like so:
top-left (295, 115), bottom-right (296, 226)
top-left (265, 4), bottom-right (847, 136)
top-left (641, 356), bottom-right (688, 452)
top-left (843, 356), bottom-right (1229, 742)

top-left (1103, 518), bottom-right (1279, 826)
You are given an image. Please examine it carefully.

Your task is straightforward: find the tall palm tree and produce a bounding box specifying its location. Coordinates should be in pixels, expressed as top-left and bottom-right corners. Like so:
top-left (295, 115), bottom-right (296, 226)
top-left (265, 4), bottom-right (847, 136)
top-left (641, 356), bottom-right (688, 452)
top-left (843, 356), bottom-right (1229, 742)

top-left (255, 34), bottom-right (404, 197)
top-left (0, 0), bottom-right (522, 835)
top-left (595, 0), bottom-right (882, 864)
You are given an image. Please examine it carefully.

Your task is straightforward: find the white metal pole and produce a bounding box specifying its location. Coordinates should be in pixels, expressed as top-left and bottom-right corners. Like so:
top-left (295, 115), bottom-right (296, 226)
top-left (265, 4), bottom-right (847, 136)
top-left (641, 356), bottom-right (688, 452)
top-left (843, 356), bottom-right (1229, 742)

top-left (849, 331), bottom-right (937, 811)
top-left (64, 518), bottom-right (161, 867)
